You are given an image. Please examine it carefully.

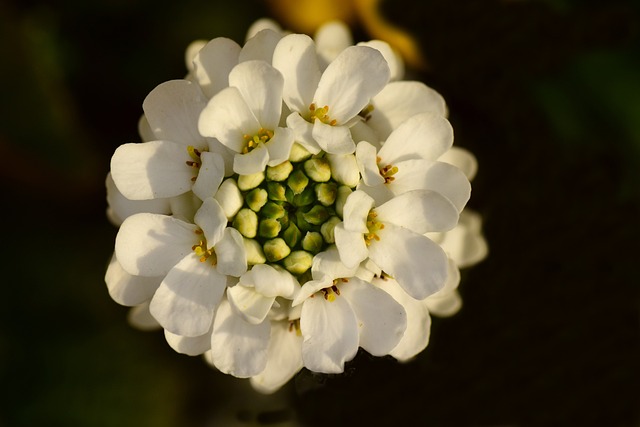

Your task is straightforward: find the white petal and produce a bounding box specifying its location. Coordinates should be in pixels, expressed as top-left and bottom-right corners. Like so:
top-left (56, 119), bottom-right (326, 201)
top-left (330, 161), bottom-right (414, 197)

top-left (389, 160), bottom-right (471, 212)
top-left (227, 285), bottom-right (276, 325)
top-left (192, 37), bottom-right (241, 98)
top-left (292, 277), bottom-right (332, 307)
top-left (110, 141), bottom-right (195, 200)
top-left (340, 277), bottom-right (406, 356)
top-left (250, 321), bottom-right (303, 394)
top-left (105, 254), bottom-right (161, 306)
top-left (194, 197), bottom-right (227, 248)
top-left (312, 120), bottom-right (355, 155)
top-left (358, 40), bottom-right (404, 81)
top-left (429, 209), bottom-right (488, 268)
top-left (342, 190), bottom-right (374, 233)
top-left (115, 213), bottom-right (197, 276)
top-left (350, 121), bottom-right (381, 148)
top-left (210, 299), bottom-right (270, 378)
top-left (127, 302), bottom-right (161, 331)
top-left (143, 80), bottom-right (208, 147)
top-left (265, 127), bottom-right (295, 166)
top-left (369, 81), bottom-right (447, 140)
top-left (238, 29), bottom-right (282, 64)
top-left (326, 153), bottom-right (359, 187)
top-left (300, 295), bottom-right (359, 374)
top-left (184, 39), bottom-right (207, 72)
top-left (165, 329), bottom-right (211, 356)
top-left (315, 21), bottom-right (353, 67)
top-left (149, 252), bottom-right (227, 336)
top-left (285, 112), bottom-right (321, 154)
top-left (311, 246), bottom-right (358, 281)
top-left (137, 114), bottom-right (155, 142)
top-left (355, 141), bottom-right (385, 187)
top-left (368, 223), bottom-right (449, 299)
top-left (198, 86), bottom-right (261, 152)
top-left (168, 191), bottom-right (202, 223)
top-left (206, 138), bottom-right (236, 177)
top-left (426, 290), bottom-right (462, 318)
top-left (245, 18), bottom-right (282, 41)
top-left (356, 182), bottom-right (394, 207)
top-left (214, 178), bottom-right (243, 219)
top-left (214, 227), bottom-right (247, 277)
top-left (228, 60), bottom-right (283, 129)
top-left (105, 173), bottom-right (171, 226)
top-left (374, 277), bottom-right (431, 362)
top-left (233, 142), bottom-right (269, 175)
top-left (242, 264), bottom-right (297, 298)
top-left (273, 34), bottom-right (321, 113)
top-left (375, 190), bottom-right (459, 234)
top-left (192, 151), bottom-right (225, 201)
top-left (333, 224), bottom-right (368, 269)
top-left (379, 112), bottom-right (454, 163)
top-left (438, 146), bottom-right (478, 181)
top-left (314, 46), bottom-right (390, 123)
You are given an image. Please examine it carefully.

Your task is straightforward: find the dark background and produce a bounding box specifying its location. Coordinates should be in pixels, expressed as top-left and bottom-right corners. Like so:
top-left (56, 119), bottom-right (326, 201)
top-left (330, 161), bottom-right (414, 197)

top-left (1, 0), bottom-right (638, 425)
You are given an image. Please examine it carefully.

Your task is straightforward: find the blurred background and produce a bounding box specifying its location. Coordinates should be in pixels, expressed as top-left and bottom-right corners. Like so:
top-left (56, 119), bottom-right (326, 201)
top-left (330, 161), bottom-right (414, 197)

top-left (1, 0), bottom-right (638, 425)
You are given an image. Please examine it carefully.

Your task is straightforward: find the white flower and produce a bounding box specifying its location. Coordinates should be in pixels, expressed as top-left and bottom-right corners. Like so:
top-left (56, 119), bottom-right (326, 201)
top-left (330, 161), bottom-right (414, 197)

top-left (273, 34), bottom-right (390, 154)
top-left (198, 60), bottom-right (295, 175)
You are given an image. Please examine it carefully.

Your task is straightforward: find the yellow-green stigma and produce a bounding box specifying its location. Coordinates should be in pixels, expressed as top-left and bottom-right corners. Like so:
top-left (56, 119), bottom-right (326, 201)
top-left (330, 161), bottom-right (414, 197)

top-left (377, 156), bottom-right (399, 183)
top-left (186, 146), bottom-right (204, 181)
top-left (321, 282), bottom-right (342, 302)
top-left (192, 230), bottom-right (217, 265)
top-left (365, 210), bottom-right (384, 246)
top-left (242, 128), bottom-right (274, 154)
top-left (309, 103), bottom-right (337, 126)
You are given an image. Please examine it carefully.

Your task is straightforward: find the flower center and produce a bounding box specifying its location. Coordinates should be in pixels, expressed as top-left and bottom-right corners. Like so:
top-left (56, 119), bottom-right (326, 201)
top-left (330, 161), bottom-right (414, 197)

top-left (309, 103), bottom-right (336, 126)
top-left (186, 146), bottom-right (206, 182)
top-left (192, 229), bottom-right (218, 265)
top-left (377, 156), bottom-right (398, 183)
top-left (365, 210), bottom-right (384, 245)
top-left (242, 128), bottom-right (274, 154)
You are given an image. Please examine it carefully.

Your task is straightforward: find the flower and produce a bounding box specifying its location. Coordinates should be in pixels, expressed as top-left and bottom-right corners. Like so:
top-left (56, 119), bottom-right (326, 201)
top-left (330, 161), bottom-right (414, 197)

top-left (105, 18), bottom-right (486, 395)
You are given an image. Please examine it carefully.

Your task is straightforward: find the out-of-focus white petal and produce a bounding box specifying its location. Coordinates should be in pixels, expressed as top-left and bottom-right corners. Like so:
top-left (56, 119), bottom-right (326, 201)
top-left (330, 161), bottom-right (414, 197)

top-left (192, 37), bottom-right (241, 98)
top-left (105, 254), bottom-right (161, 306)
top-left (245, 18), bottom-right (282, 41)
top-left (192, 151), bottom-right (225, 201)
top-left (334, 224), bottom-right (368, 269)
top-left (375, 190), bottom-right (459, 234)
top-left (314, 20), bottom-right (353, 67)
top-left (273, 34), bottom-right (321, 114)
top-left (194, 197), bottom-right (227, 248)
top-left (438, 146), bottom-right (478, 181)
top-left (425, 258), bottom-right (462, 317)
top-left (138, 114), bottom-right (155, 142)
top-left (369, 81), bottom-right (447, 140)
top-left (214, 228), bottom-right (247, 277)
top-left (127, 302), bottom-right (161, 331)
top-left (379, 112), bottom-right (454, 164)
top-left (312, 120), bottom-right (355, 155)
top-left (111, 141), bottom-right (195, 200)
top-left (428, 209), bottom-right (488, 268)
top-left (238, 29), bottom-right (282, 64)
top-left (326, 153), bottom-right (359, 187)
top-left (210, 299), bottom-right (270, 378)
top-left (340, 277), bottom-right (406, 356)
top-left (105, 173), bottom-right (171, 226)
top-left (229, 60), bottom-right (283, 130)
top-left (115, 213), bottom-right (197, 277)
top-left (250, 321), bottom-right (303, 394)
top-left (358, 40), bottom-right (404, 81)
top-left (143, 80), bottom-right (208, 148)
top-left (374, 277), bottom-right (431, 362)
top-left (198, 87), bottom-right (261, 152)
top-left (165, 329), bottom-right (212, 356)
top-left (368, 224), bottom-right (448, 300)
top-left (300, 295), bottom-right (358, 374)
top-left (314, 46), bottom-right (390, 123)
top-left (149, 253), bottom-right (227, 336)
top-left (184, 39), bottom-right (207, 72)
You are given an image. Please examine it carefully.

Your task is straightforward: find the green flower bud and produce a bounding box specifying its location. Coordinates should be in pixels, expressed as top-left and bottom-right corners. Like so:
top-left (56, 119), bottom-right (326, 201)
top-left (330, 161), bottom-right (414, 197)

top-left (315, 182), bottom-right (338, 206)
top-left (267, 182), bottom-right (287, 202)
top-left (303, 158), bottom-right (331, 182)
top-left (243, 237), bottom-right (266, 265)
top-left (259, 218), bottom-right (282, 239)
top-left (246, 188), bottom-right (268, 212)
top-left (261, 201), bottom-right (285, 219)
top-left (301, 231), bottom-right (323, 254)
top-left (302, 205), bottom-right (330, 225)
top-left (291, 186), bottom-right (315, 207)
top-left (232, 208), bottom-right (258, 238)
top-left (287, 169), bottom-right (309, 195)
top-left (294, 210), bottom-right (314, 232)
top-left (283, 222), bottom-right (302, 248)
top-left (335, 185), bottom-right (352, 218)
top-left (320, 216), bottom-right (341, 244)
top-left (278, 211), bottom-right (290, 229)
top-left (266, 161), bottom-right (294, 181)
top-left (283, 250), bottom-right (314, 275)
top-left (288, 142), bottom-right (312, 162)
top-left (238, 171), bottom-right (265, 191)
top-left (263, 238), bottom-right (291, 262)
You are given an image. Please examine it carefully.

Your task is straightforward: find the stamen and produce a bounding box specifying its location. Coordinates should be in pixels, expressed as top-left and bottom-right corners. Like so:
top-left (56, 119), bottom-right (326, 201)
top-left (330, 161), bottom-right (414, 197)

top-left (365, 210), bottom-right (384, 246)
top-left (309, 103), bottom-right (336, 126)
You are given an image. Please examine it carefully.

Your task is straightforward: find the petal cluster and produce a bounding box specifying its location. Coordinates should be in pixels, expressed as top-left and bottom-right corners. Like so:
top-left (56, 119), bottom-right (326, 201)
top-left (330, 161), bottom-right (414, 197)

top-left (105, 19), bottom-right (487, 394)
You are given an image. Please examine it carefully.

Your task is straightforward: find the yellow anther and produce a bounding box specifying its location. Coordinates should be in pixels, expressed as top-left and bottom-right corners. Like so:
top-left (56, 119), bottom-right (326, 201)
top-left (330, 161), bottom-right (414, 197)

top-left (365, 210), bottom-right (384, 246)
top-left (378, 161), bottom-right (399, 184)
top-left (289, 319), bottom-right (302, 336)
top-left (192, 234), bottom-right (217, 265)
top-left (242, 128), bottom-right (273, 154)
top-left (309, 103), bottom-right (336, 125)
